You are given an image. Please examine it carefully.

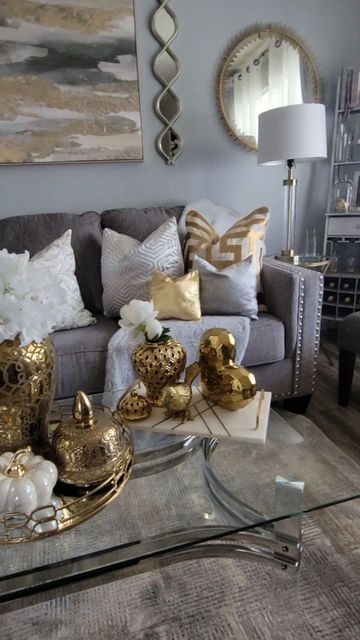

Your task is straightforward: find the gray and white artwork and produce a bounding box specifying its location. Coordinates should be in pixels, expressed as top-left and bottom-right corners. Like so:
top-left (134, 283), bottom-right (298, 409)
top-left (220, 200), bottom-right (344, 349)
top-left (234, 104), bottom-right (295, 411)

top-left (0, 0), bottom-right (143, 164)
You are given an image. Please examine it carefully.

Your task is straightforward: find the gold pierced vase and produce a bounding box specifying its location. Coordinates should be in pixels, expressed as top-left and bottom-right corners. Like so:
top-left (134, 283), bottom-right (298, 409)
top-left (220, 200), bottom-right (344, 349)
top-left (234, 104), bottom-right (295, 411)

top-left (0, 336), bottom-right (56, 454)
top-left (132, 339), bottom-right (186, 406)
top-left (52, 391), bottom-right (133, 487)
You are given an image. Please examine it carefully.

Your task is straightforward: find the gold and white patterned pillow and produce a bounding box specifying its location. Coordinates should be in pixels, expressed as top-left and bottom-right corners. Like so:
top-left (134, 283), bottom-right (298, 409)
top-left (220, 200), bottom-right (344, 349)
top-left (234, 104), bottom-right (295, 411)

top-left (184, 207), bottom-right (270, 282)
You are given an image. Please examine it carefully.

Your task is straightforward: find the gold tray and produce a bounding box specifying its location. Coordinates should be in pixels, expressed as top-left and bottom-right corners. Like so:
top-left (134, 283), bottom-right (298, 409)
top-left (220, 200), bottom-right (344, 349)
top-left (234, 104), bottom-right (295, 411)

top-left (0, 445), bottom-right (133, 544)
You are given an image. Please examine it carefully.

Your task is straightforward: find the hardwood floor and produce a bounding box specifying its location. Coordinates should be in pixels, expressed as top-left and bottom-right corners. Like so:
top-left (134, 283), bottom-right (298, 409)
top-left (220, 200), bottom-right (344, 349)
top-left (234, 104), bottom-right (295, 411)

top-left (305, 329), bottom-right (360, 463)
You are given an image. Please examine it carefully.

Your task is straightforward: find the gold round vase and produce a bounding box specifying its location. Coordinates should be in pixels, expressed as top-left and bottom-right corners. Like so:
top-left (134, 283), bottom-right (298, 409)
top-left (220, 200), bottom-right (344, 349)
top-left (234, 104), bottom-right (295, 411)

top-left (0, 337), bottom-right (56, 454)
top-left (132, 339), bottom-right (186, 406)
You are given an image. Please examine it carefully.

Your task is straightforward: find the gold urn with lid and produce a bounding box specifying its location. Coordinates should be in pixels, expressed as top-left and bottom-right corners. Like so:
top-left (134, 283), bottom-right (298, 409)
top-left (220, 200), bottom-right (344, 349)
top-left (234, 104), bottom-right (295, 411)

top-left (52, 391), bottom-right (133, 486)
top-left (118, 389), bottom-right (152, 422)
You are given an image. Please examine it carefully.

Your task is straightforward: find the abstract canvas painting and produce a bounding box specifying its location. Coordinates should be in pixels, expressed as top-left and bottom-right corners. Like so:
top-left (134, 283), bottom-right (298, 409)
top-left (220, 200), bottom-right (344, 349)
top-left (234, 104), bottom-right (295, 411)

top-left (0, 0), bottom-right (143, 164)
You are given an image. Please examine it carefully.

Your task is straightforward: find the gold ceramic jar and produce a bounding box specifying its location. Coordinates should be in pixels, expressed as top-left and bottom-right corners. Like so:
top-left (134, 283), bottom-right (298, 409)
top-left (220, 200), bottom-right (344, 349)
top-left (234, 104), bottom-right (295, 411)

top-left (0, 337), bottom-right (55, 454)
top-left (52, 391), bottom-right (133, 486)
top-left (132, 339), bottom-right (186, 406)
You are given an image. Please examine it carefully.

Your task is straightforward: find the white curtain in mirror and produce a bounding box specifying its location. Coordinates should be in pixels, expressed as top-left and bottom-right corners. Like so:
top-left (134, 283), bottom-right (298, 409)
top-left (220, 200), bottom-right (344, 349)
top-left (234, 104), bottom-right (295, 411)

top-left (231, 42), bottom-right (303, 145)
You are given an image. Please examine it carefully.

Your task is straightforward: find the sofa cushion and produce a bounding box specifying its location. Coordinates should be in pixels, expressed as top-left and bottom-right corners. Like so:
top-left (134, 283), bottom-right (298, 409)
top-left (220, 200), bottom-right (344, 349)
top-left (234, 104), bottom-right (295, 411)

top-left (31, 230), bottom-right (96, 331)
top-left (101, 218), bottom-right (184, 317)
top-left (51, 315), bottom-right (118, 398)
top-left (180, 200), bottom-right (270, 289)
top-left (243, 313), bottom-right (285, 367)
top-left (193, 254), bottom-right (258, 319)
top-left (150, 270), bottom-right (201, 320)
top-left (101, 206), bottom-right (184, 242)
top-left (0, 211), bottom-right (103, 314)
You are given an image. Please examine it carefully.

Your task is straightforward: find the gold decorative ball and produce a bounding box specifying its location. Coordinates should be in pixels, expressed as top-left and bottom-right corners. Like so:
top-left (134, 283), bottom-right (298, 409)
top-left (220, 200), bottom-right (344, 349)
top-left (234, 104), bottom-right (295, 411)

top-left (219, 366), bottom-right (257, 410)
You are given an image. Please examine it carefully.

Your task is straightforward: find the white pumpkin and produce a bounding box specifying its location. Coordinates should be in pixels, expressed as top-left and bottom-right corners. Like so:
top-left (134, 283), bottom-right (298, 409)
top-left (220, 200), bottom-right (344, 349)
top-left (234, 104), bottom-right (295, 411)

top-left (0, 447), bottom-right (58, 515)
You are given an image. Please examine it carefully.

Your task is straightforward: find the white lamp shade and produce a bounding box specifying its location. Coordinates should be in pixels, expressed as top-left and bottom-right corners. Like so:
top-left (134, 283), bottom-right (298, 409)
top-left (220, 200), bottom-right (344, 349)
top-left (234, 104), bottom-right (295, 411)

top-left (257, 103), bottom-right (327, 165)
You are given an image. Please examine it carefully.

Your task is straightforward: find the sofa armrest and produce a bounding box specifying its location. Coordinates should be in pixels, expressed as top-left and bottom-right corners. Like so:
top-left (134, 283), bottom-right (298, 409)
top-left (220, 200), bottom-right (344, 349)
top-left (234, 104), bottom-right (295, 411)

top-left (261, 258), bottom-right (324, 397)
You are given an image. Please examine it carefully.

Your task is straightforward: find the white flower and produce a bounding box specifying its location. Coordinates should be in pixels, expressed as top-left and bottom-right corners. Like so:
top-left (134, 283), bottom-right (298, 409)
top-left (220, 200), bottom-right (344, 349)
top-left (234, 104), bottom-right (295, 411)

top-left (118, 299), bottom-right (159, 338)
top-left (0, 249), bottom-right (66, 346)
top-left (144, 317), bottom-right (163, 340)
top-left (118, 299), bottom-right (171, 343)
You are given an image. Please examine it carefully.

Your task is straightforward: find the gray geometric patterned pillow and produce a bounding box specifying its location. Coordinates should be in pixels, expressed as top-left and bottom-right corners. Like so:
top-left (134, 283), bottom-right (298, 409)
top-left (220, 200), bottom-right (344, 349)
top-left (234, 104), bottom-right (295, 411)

top-left (101, 217), bottom-right (184, 317)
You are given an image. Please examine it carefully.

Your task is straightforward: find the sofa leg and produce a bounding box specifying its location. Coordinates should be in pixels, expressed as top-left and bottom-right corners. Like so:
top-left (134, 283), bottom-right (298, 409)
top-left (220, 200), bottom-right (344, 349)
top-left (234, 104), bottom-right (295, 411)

top-left (283, 394), bottom-right (312, 414)
top-left (338, 349), bottom-right (356, 407)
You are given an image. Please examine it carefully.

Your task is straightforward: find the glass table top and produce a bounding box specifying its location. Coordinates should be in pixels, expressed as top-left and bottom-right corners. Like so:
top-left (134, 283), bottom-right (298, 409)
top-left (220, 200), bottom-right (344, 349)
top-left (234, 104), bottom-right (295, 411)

top-left (1, 391), bottom-right (360, 605)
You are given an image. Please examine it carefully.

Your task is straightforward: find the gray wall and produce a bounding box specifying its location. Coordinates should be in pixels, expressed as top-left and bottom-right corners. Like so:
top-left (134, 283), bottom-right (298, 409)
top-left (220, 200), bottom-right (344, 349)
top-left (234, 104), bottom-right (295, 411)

top-left (0, 0), bottom-right (359, 255)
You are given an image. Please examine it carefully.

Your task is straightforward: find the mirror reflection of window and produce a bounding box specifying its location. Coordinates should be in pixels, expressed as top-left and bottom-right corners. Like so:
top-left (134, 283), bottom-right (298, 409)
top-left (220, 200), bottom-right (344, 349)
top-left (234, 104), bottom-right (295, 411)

top-left (229, 40), bottom-right (303, 145)
top-left (218, 26), bottom-right (320, 151)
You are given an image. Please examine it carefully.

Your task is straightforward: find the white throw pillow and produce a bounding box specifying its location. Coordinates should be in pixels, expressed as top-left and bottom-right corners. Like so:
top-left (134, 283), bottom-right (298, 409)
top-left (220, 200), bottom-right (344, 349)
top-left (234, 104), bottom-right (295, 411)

top-left (31, 230), bottom-right (96, 331)
top-left (101, 217), bottom-right (184, 317)
top-left (178, 198), bottom-right (241, 238)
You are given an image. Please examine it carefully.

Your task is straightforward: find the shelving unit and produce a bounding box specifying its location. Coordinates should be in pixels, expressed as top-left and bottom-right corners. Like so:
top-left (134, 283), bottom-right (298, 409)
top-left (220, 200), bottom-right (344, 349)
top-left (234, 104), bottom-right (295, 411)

top-left (323, 269), bottom-right (360, 320)
top-left (322, 71), bottom-right (360, 321)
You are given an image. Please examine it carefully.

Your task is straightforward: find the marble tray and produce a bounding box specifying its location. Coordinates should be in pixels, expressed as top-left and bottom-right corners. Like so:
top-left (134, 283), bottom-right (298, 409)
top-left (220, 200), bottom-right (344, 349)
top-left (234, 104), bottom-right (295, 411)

top-left (127, 388), bottom-right (271, 444)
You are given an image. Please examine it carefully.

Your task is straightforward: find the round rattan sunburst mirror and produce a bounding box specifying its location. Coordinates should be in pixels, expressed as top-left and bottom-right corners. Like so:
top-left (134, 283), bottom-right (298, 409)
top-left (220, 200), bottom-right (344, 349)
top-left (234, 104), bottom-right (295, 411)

top-left (217, 24), bottom-right (321, 151)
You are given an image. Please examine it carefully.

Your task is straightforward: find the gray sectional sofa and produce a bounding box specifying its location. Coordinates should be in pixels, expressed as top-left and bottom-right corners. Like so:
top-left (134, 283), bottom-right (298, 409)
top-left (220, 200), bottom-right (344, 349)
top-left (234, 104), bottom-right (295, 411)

top-left (0, 207), bottom-right (324, 411)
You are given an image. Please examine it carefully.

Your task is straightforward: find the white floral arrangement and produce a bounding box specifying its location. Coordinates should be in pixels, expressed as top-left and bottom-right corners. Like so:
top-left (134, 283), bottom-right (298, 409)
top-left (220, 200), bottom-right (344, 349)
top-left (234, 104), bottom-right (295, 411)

top-left (119, 299), bottom-right (171, 343)
top-left (0, 249), bottom-right (65, 346)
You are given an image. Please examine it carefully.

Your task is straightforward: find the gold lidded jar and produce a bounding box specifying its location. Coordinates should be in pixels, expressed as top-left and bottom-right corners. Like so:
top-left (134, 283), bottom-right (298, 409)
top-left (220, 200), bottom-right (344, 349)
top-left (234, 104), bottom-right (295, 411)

top-left (0, 336), bottom-right (55, 455)
top-left (118, 388), bottom-right (152, 421)
top-left (52, 391), bottom-right (133, 486)
top-left (132, 339), bottom-right (186, 406)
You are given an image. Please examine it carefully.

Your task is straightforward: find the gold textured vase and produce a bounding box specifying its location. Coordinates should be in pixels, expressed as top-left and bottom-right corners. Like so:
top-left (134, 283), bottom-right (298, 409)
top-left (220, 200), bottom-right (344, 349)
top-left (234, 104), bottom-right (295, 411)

top-left (132, 339), bottom-right (186, 406)
top-left (52, 391), bottom-right (133, 487)
top-left (0, 337), bottom-right (56, 454)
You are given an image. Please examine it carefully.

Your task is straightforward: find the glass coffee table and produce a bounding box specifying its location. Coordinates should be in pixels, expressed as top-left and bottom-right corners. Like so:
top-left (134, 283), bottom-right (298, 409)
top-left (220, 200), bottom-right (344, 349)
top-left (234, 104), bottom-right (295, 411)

top-left (1, 390), bottom-right (360, 611)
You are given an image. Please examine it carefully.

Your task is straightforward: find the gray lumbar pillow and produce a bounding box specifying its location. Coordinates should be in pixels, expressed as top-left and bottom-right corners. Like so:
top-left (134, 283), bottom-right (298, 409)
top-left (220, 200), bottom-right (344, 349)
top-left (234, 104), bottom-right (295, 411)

top-left (192, 254), bottom-right (258, 319)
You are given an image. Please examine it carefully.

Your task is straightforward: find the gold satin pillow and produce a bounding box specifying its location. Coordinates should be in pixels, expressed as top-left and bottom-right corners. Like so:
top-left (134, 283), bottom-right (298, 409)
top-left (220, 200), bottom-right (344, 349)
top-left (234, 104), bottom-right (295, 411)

top-left (150, 271), bottom-right (201, 320)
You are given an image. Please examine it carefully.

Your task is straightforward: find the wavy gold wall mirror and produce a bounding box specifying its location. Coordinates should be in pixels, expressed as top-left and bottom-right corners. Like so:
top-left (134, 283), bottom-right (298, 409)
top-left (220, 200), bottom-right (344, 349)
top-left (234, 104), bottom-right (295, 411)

top-left (217, 24), bottom-right (321, 151)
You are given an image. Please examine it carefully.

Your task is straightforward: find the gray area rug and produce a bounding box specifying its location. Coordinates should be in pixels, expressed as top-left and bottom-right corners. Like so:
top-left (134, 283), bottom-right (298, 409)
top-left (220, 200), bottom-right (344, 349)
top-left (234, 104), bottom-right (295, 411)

top-left (2, 412), bottom-right (360, 640)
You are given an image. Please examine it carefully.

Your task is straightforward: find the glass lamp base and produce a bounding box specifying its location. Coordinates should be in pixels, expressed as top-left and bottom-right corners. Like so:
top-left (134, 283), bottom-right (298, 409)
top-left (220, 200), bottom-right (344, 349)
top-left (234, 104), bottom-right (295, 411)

top-left (275, 249), bottom-right (300, 265)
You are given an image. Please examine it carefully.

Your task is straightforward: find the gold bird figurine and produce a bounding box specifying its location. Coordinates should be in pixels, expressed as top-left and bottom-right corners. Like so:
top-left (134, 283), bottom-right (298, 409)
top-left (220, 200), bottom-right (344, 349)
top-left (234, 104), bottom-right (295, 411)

top-left (163, 362), bottom-right (200, 423)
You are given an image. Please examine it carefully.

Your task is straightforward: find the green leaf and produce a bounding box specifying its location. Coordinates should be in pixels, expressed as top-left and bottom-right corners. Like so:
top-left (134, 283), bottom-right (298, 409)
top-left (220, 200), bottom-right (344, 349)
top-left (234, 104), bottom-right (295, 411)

top-left (144, 329), bottom-right (173, 343)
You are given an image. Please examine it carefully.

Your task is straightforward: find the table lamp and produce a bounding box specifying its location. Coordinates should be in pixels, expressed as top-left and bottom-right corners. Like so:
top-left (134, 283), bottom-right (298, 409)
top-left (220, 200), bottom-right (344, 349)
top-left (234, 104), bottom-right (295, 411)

top-left (258, 103), bottom-right (327, 264)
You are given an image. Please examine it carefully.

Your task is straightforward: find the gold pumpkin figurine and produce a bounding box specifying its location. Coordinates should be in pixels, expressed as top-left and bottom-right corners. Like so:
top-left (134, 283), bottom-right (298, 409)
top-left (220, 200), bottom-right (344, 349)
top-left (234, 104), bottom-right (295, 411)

top-left (199, 328), bottom-right (256, 411)
top-left (52, 391), bottom-right (133, 486)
